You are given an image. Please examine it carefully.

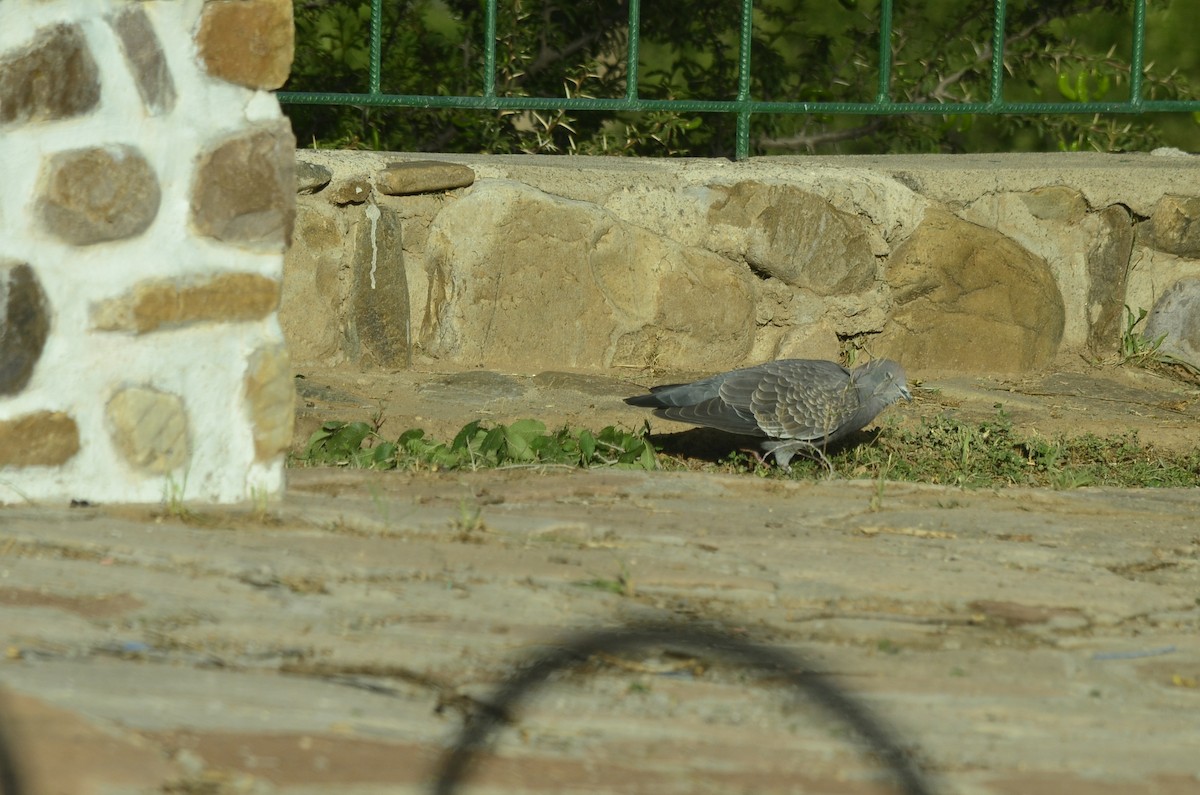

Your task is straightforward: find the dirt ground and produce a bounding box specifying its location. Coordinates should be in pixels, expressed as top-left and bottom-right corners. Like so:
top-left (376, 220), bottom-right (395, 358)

top-left (292, 359), bottom-right (1200, 455)
top-left (1, 361), bottom-right (1198, 795)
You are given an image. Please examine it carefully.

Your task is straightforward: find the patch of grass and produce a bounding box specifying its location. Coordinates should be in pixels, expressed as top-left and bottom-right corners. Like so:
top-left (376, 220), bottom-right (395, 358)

top-left (451, 498), bottom-right (489, 543)
top-left (742, 407), bottom-right (1200, 489)
top-left (574, 558), bottom-right (635, 597)
top-left (293, 409), bottom-right (1200, 489)
top-left (294, 418), bottom-right (656, 472)
top-left (1121, 305), bottom-right (1167, 366)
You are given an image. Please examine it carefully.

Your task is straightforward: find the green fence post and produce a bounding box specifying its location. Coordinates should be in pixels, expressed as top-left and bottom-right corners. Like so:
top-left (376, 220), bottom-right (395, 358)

top-left (626, 0), bottom-right (641, 102)
top-left (1130, 0), bottom-right (1146, 109)
top-left (736, 0), bottom-right (754, 160)
top-left (876, 0), bottom-right (894, 103)
top-left (483, 0), bottom-right (497, 99)
top-left (988, 0), bottom-right (1007, 107)
top-left (369, 0), bottom-right (382, 95)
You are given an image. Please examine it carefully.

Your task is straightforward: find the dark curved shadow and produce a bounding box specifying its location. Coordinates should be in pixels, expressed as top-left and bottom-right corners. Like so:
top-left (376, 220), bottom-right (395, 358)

top-left (648, 427), bottom-right (883, 465)
top-left (432, 622), bottom-right (939, 795)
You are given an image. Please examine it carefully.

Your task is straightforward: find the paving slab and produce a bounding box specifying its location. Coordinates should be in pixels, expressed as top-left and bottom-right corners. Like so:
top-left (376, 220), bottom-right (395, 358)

top-left (2, 466), bottom-right (1199, 795)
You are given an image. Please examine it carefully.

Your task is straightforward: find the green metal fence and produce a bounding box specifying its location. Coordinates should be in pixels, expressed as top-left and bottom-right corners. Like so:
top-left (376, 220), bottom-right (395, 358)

top-left (277, 0), bottom-right (1200, 160)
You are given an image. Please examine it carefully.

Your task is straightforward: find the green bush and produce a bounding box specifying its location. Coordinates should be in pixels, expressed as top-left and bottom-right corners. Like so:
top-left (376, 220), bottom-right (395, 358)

top-left (283, 0), bottom-right (1200, 156)
top-left (297, 418), bottom-right (657, 471)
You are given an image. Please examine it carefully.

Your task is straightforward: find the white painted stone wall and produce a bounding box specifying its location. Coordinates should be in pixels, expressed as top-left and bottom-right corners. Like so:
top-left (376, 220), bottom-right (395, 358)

top-left (0, 0), bottom-right (296, 505)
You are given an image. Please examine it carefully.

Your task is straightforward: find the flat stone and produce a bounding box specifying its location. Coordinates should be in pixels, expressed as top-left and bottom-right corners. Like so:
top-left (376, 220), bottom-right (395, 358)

top-left (244, 342), bottom-right (295, 461)
top-left (105, 387), bottom-right (189, 474)
top-left (90, 273), bottom-right (280, 334)
top-left (3, 470), bottom-right (1200, 793)
top-left (1019, 186), bottom-right (1088, 223)
top-left (1144, 277), bottom-right (1200, 370)
top-left (0, 23), bottom-right (99, 126)
top-left (279, 203), bottom-right (347, 363)
top-left (326, 178), bottom-right (372, 206)
top-left (416, 371), bottom-right (528, 403)
top-left (195, 0), bottom-right (294, 90)
top-left (531, 371), bottom-right (629, 397)
top-left (349, 204), bottom-right (410, 367)
top-left (1086, 205), bottom-right (1134, 354)
top-left (1143, 195), bottom-right (1200, 258)
top-left (706, 181), bottom-right (876, 295)
top-left (0, 261), bottom-right (50, 396)
top-left (424, 180), bottom-right (754, 371)
top-left (296, 161), bottom-right (332, 194)
top-left (191, 122), bottom-right (295, 248)
top-left (879, 208), bottom-right (1065, 372)
top-left (110, 5), bottom-right (176, 115)
top-left (377, 161), bottom-right (476, 195)
top-left (37, 145), bottom-right (161, 246)
top-left (0, 411), bottom-right (80, 468)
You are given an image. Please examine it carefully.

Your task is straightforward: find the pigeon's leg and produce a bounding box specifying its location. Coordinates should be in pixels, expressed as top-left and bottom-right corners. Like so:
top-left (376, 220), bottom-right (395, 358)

top-left (738, 446), bottom-right (770, 466)
top-left (762, 440), bottom-right (834, 475)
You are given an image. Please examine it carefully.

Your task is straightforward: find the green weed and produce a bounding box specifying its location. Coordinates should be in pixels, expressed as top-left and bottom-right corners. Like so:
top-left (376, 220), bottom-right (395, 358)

top-left (293, 409), bottom-right (1200, 489)
top-left (1121, 305), bottom-right (1167, 366)
top-left (295, 418), bottom-right (657, 472)
top-left (755, 408), bottom-right (1200, 489)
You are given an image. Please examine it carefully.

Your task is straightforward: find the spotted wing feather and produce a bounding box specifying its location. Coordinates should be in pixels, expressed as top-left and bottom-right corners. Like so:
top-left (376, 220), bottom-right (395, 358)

top-left (737, 360), bottom-right (860, 442)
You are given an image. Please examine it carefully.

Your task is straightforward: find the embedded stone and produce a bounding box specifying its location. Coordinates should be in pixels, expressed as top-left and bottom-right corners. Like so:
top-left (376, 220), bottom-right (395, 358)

top-left (296, 161), bottom-right (332, 194)
top-left (1142, 195), bottom-right (1200, 258)
top-left (191, 122), bottom-right (296, 248)
top-left (106, 387), bottom-right (189, 474)
top-left (91, 273), bottom-right (280, 334)
top-left (349, 203), bottom-right (410, 367)
top-left (1086, 205), bottom-right (1134, 354)
top-left (0, 24), bottom-right (100, 126)
top-left (111, 6), bottom-right (176, 115)
top-left (244, 343), bottom-right (294, 460)
top-left (707, 182), bottom-right (876, 295)
top-left (879, 208), bottom-right (1065, 372)
top-left (377, 161), bottom-right (476, 195)
top-left (326, 178), bottom-right (372, 206)
top-left (1144, 277), bottom-right (1200, 371)
top-left (279, 202), bottom-right (346, 363)
top-left (0, 412), bottom-right (80, 468)
top-left (38, 145), bottom-right (161, 245)
top-left (424, 181), bottom-right (754, 370)
top-left (1019, 186), bottom-right (1088, 223)
top-left (0, 261), bottom-right (51, 396)
top-left (195, 0), bottom-right (294, 90)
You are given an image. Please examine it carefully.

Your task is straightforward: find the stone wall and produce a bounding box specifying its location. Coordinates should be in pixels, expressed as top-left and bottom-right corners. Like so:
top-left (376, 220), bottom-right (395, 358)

top-left (284, 150), bottom-right (1200, 375)
top-left (0, 0), bottom-right (295, 504)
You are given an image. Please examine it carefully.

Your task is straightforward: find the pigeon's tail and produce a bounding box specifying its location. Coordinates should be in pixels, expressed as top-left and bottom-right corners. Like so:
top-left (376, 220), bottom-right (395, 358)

top-left (624, 393), bottom-right (666, 408)
top-left (624, 381), bottom-right (716, 409)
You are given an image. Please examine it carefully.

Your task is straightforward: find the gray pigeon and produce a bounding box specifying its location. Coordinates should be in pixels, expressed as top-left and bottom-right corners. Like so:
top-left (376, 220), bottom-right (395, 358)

top-left (624, 359), bottom-right (912, 467)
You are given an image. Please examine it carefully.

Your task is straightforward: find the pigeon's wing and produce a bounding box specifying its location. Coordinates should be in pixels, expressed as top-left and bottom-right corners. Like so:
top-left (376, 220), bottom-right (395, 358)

top-left (737, 360), bottom-right (862, 442)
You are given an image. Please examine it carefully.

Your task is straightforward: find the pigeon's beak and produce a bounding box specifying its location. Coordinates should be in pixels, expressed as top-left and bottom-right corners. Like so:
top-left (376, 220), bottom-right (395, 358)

top-left (899, 384), bottom-right (913, 402)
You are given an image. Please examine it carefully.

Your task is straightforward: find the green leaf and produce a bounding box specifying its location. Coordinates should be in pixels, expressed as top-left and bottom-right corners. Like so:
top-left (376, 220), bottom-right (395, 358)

top-left (503, 424), bottom-right (536, 461)
top-left (579, 429), bottom-right (597, 462)
top-left (480, 426), bottom-right (506, 457)
top-left (508, 418), bottom-right (546, 439)
top-left (372, 441), bottom-right (398, 466)
top-left (451, 420), bottom-right (483, 451)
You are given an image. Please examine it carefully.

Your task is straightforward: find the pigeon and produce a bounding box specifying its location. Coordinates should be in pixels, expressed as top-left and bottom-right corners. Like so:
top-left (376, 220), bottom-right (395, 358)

top-left (624, 359), bottom-right (912, 467)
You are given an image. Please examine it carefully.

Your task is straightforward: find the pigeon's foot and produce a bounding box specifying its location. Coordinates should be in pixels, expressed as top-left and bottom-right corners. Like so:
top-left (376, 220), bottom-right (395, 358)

top-left (738, 446), bottom-right (770, 466)
top-left (761, 440), bottom-right (834, 475)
